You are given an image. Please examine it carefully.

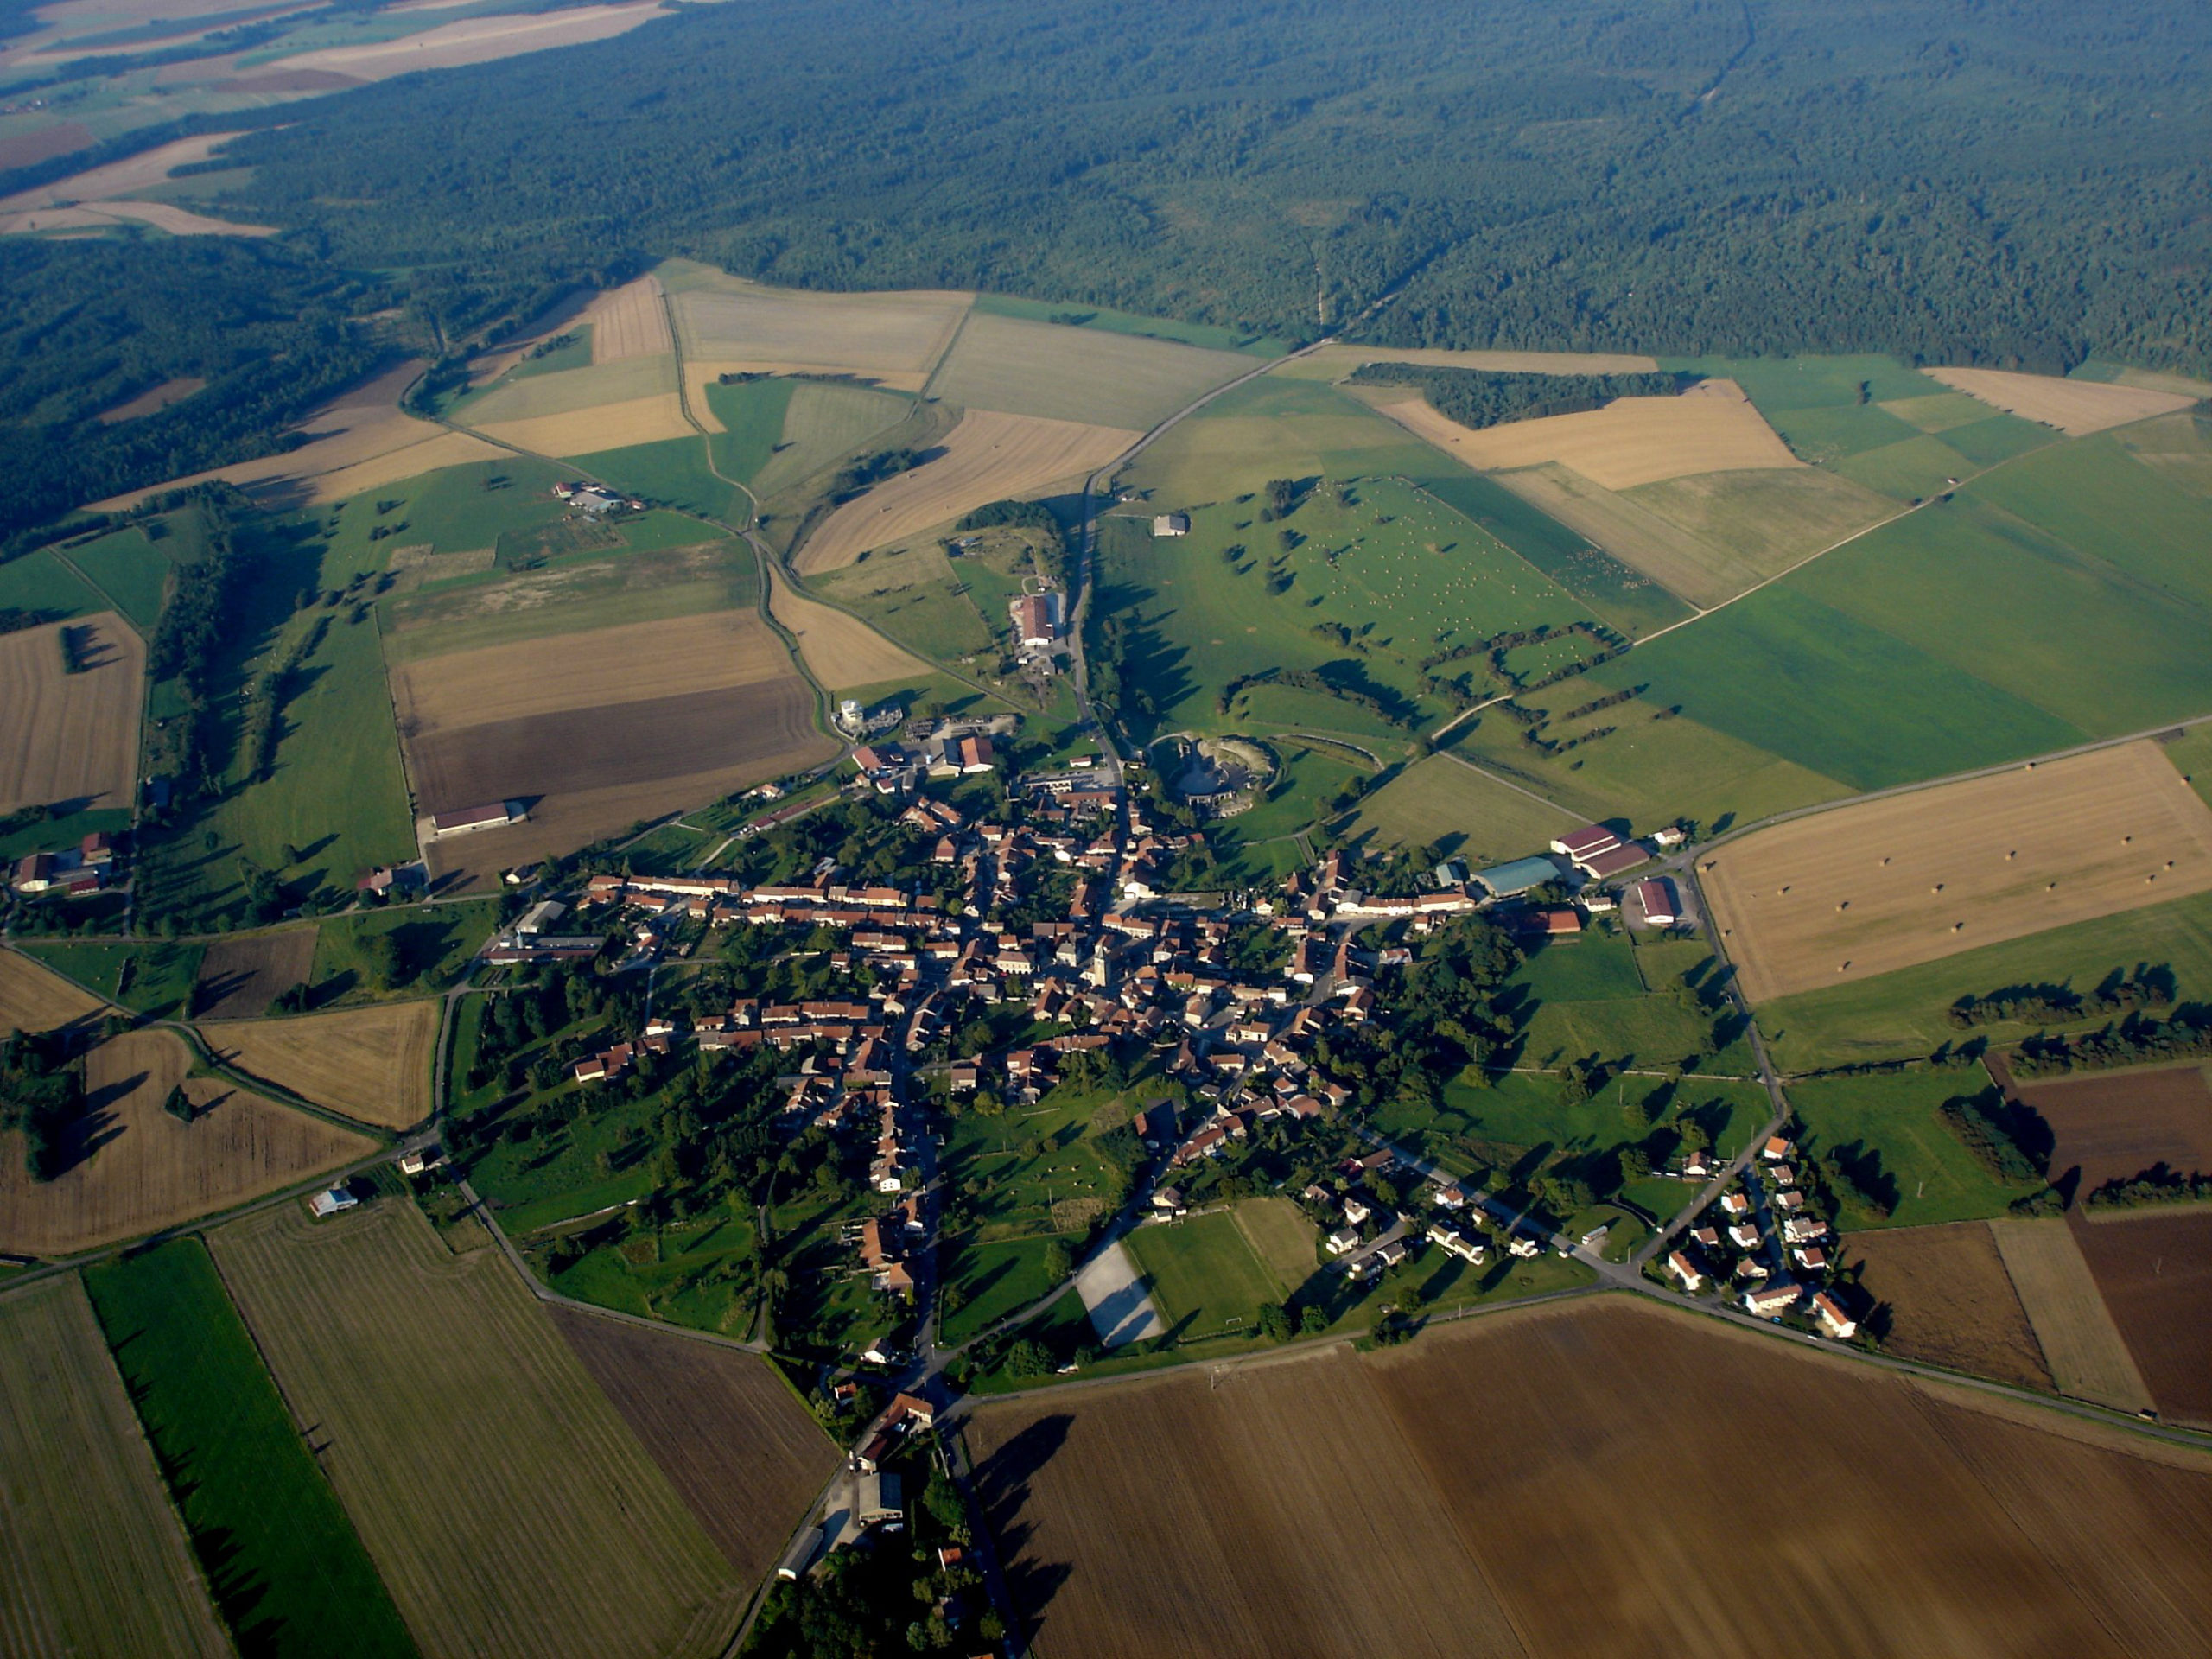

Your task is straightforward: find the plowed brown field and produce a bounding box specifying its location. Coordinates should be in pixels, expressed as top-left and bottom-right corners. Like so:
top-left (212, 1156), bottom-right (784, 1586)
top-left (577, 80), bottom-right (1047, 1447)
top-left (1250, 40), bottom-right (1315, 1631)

top-left (191, 927), bottom-right (317, 1020)
top-left (2010, 1063), bottom-right (2212, 1197)
top-left (972, 1297), bottom-right (2212, 1656)
top-left (1702, 741), bottom-right (2212, 1001)
top-left (550, 1307), bottom-right (836, 1579)
top-left (797, 409), bottom-right (1135, 573)
top-left (2070, 1207), bottom-right (2212, 1428)
top-left (0, 1029), bottom-right (373, 1256)
top-left (1844, 1221), bottom-right (2052, 1389)
top-left (0, 613), bottom-right (143, 816)
top-left (198, 1000), bottom-right (439, 1130)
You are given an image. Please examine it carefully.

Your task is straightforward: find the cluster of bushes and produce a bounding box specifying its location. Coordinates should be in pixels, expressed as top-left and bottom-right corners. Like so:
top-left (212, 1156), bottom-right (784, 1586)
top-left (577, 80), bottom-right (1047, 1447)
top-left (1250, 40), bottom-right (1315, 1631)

top-left (0, 1030), bottom-right (82, 1182)
top-left (1948, 973), bottom-right (2173, 1029)
top-left (1936, 1090), bottom-right (2046, 1185)
top-left (2085, 1163), bottom-right (2212, 1211)
top-left (2012, 1009), bottom-right (2212, 1077)
top-left (828, 448), bottom-right (922, 504)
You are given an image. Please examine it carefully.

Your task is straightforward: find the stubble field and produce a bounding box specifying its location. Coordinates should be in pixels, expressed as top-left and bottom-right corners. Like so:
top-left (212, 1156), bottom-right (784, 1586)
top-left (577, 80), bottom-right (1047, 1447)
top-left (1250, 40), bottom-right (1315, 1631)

top-left (797, 409), bottom-right (1136, 574)
top-left (0, 946), bottom-right (110, 1033)
top-left (1701, 741), bottom-right (2212, 1002)
top-left (213, 1199), bottom-right (746, 1659)
top-left (1988, 1217), bottom-right (2154, 1414)
top-left (971, 1296), bottom-right (2212, 1656)
top-left (550, 1306), bottom-right (836, 1580)
top-left (1375, 378), bottom-right (1800, 488)
top-left (0, 1276), bottom-right (231, 1659)
top-left (0, 1029), bottom-right (375, 1257)
top-left (585, 274), bottom-right (675, 361)
top-left (925, 310), bottom-right (1255, 429)
top-left (1927, 368), bottom-right (2196, 436)
top-left (2069, 1206), bottom-right (2212, 1427)
top-left (198, 1000), bottom-right (440, 1130)
top-left (1842, 1220), bottom-right (2053, 1389)
top-left (0, 613), bottom-right (143, 816)
top-left (665, 265), bottom-right (970, 380)
top-left (766, 569), bottom-right (931, 690)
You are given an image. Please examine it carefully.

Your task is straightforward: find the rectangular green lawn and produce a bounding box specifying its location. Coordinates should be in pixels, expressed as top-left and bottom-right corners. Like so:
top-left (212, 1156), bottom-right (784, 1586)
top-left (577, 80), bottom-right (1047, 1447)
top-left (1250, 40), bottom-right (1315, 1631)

top-left (84, 1240), bottom-right (417, 1659)
top-left (1122, 1210), bottom-right (1283, 1338)
top-left (1785, 1070), bottom-right (2043, 1230)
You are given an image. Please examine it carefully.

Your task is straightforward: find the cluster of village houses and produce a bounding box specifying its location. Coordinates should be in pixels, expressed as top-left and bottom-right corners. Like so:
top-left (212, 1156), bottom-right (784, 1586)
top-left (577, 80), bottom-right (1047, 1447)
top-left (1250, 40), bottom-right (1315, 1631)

top-left (1665, 1135), bottom-right (1858, 1338)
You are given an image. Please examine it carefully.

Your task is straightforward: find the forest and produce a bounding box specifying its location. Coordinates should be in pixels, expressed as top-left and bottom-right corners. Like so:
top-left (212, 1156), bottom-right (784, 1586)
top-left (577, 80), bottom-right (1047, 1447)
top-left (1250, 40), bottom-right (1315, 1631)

top-left (2, 0), bottom-right (2209, 536)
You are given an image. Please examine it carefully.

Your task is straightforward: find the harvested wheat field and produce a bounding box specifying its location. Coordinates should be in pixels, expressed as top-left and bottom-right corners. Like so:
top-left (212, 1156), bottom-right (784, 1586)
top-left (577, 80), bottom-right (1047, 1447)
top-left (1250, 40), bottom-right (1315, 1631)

top-left (1380, 378), bottom-right (1800, 489)
top-left (2069, 1207), bottom-right (2212, 1427)
top-left (199, 1001), bottom-right (439, 1130)
top-left (190, 926), bottom-right (317, 1020)
top-left (2008, 1062), bottom-right (2212, 1198)
top-left (1926, 367), bottom-right (2196, 437)
top-left (584, 274), bottom-right (674, 362)
top-left (0, 947), bottom-right (109, 1034)
top-left (0, 1029), bottom-right (374, 1257)
top-left (797, 409), bottom-right (1135, 574)
top-left (925, 311), bottom-right (1254, 429)
top-left (1990, 1217), bottom-right (2154, 1413)
top-left (277, 0), bottom-right (667, 78)
top-left (1843, 1221), bottom-right (2052, 1389)
top-left (474, 391), bottom-right (694, 456)
top-left (0, 1276), bottom-right (231, 1659)
top-left (972, 1296), bottom-right (2212, 1657)
top-left (213, 1199), bottom-right (745, 1659)
top-left (96, 376), bottom-right (206, 423)
top-left (550, 1306), bottom-right (836, 1579)
top-left (461, 353), bottom-right (674, 424)
top-left (767, 570), bottom-right (929, 690)
top-left (0, 130), bottom-right (240, 212)
top-left (1702, 741), bottom-right (2212, 1002)
top-left (666, 268), bottom-right (970, 378)
top-left (0, 613), bottom-right (142, 817)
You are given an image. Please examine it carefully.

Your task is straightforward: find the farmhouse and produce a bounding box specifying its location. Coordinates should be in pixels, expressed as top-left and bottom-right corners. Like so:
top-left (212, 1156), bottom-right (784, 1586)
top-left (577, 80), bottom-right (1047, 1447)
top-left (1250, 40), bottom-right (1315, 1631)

top-left (1152, 512), bottom-right (1191, 537)
top-left (1011, 593), bottom-right (1062, 648)
top-left (1811, 1291), bottom-right (1857, 1339)
top-left (430, 801), bottom-right (526, 838)
top-left (1667, 1249), bottom-right (1704, 1291)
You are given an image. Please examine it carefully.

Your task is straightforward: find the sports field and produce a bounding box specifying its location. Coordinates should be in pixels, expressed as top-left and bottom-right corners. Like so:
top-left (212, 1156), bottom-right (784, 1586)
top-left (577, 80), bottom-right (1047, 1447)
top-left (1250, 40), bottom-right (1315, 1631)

top-left (1122, 1210), bottom-right (1283, 1339)
top-left (1379, 378), bottom-right (1799, 488)
top-left (1841, 1221), bottom-right (2052, 1389)
top-left (1702, 741), bottom-right (2212, 1002)
top-left (199, 1001), bottom-right (440, 1130)
top-left (1989, 1217), bottom-right (2154, 1414)
top-left (1344, 753), bottom-right (1574, 862)
top-left (927, 310), bottom-right (1254, 429)
top-left (0, 1276), bottom-right (231, 1659)
top-left (1757, 887), bottom-right (2212, 1072)
top-left (213, 1199), bottom-right (745, 1659)
top-left (0, 612), bottom-right (142, 815)
top-left (0, 1029), bottom-right (375, 1257)
top-left (797, 409), bottom-right (1135, 573)
top-left (971, 1295), bottom-right (2212, 1656)
top-left (550, 1306), bottom-right (836, 1580)
top-left (83, 1239), bottom-right (416, 1658)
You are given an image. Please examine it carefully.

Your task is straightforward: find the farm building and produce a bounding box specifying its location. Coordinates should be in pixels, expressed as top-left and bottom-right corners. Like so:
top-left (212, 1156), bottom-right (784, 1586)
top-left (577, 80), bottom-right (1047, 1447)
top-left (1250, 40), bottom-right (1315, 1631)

top-left (514, 899), bottom-right (567, 938)
top-left (397, 1146), bottom-right (446, 1177)
top-left (429, 801), bottom-right (525, 837)
top-left (855, 1471), bottom-right (904, 1528)
top-left (1580, 842), bottom-right (1650, 879)
top-left (1475, 855), bottom-right (1565, 899)
top-left (1552, 824), bottom-right (1620, 862)
top-left (308, 1187), bottom-right (359, 1218)
top-left (1152, 512), bottom-right (1191, 537)
top-left (1011, 593), bottom-right (1061, 647)
top-left (1633, 878), bottom-right (1679, 926)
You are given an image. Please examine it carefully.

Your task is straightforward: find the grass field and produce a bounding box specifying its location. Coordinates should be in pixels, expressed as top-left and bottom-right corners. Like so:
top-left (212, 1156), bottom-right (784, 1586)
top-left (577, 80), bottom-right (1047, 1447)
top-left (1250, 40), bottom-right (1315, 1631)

top-left (1758, 887), bottom-right (2212, 1072)
top-left (811, 535), bottom-right (1001, 664)
top-left (798, 408), bottom-right (1133, 574)
top-left (699, 376), bottom-right (792, 483)
top-left (927, 309), bottom-right (1253, 429)
top-left (1842, 1221), bottom-right (2053, 1389)
top-left (549, 1306), bottom-right (836, 1578)
top-left (67, 524), bottom-right (172, 629)
top-left (83, 1239), bottom-right (416, 1658)
top-left (1705, 741), bottom-right (2212, 1001)
top-left (310, 901), bottom-right (500, 1004)
top-left (744, 378), bottom-right (915, 499)
top-left (199, 1000), bottom-right (439, 1129)
top-left (213, 1198), bottom-right (746, 1659)
top-left (1989, 1217), bottom-right (2154, 1413)
top-left (1503, 928), bottom-right (1752, 1076)
top-left (1343, 753), bottom-right (1574, 862)
top-left (0, 611), bottom-right (143, 816)
top-left (455, 354), bottom-right (675, 427)
top-left (0, 1028), bottom-right (375, 1257)
top-left (0, 1275), bottom-right (231, 1659)
top-left (973, 1295), bottom-right (2212, 1657)
top-left (1123, 1210), bottom-right (1284, 1340)
top-left (1786, 1069), bottom-right (2044, 1230)
top-left (16, 938), bottom-right (201, 1019)
top-left (571, 435), bottom-right (736, 518)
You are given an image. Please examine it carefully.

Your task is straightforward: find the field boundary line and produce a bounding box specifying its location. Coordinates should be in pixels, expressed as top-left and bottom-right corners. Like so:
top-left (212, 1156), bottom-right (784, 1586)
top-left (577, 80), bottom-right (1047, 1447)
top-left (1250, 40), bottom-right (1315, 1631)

top-left (916, 297), bottom-right (978, 402)
top-left (1433, 747), bottom-right (1576, 815)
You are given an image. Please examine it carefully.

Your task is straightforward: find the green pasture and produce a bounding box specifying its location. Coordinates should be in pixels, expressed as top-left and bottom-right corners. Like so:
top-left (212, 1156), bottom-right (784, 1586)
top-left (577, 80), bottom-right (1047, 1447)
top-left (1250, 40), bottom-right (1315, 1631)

top-left (973, 292), bottom-right (1290, 356)
top-left (1786, 1069), bottom-right (2043, 1230)
top-left (1505, 929), bottom-right (1753, 1075)
top-left (17, 938), bottom-right (204, 1018)
top-left (814, 538), bottom-right (1001, 664)
top-left (1342, 753), bottom-right (1572, 862)
top-left (509, 327), bottom-right (594, 378)
top-left (0, 804), bottom-right (132, 864)
top-left (311, 901), bottom-right (499, 1004)
top-left (1411, 471), bottom-right (1694, 638)
top-left (550, 1207), bottom-right (760, 1337)
top-left (1121, 374), bottom-right (1449, 502)
top-left (0, 548), bottom-right (104, 621)
top-left (65, 524), bottom-right (171, 629)
top-left (943, 1078), bottom-right (1135, 1243)
top-left (84, 1240), bottom-right (417, 1659)
top-left (702, 377), bottom-right (795, 485)
top-left (452, 354), bottom-right (671, 425)
top-left (749, 379), bottom-right (916, 500)
top-left (1758, 888), bottom-right (2212, 1073)
top-left (354, 457), bottom-right (574, 555)
top-left (2164, 727), bottom-right (2212, 810)
top-left (573, 436), bottom-right (735, 519)
top-left (939, 1236), bottom-right (1060, 1348)
top-left (1123, 1211), bottom-right (1283, 1339)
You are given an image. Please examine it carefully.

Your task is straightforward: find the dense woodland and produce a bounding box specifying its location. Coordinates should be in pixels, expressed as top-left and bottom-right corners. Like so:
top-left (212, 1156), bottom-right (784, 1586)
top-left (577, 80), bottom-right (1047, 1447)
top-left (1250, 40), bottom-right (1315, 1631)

top-left (1, 0), bottom-right (2207, 533)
